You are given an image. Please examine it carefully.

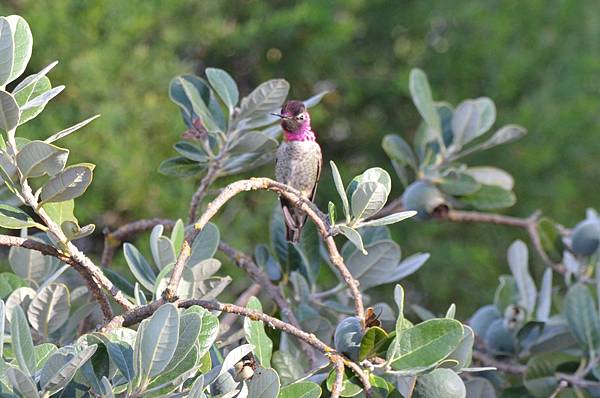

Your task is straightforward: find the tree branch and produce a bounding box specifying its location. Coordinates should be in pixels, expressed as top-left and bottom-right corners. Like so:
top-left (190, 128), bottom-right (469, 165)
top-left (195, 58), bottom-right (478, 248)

top-left (219, 241), bottom-right (318, 366)
top-left (331, 359), bottom-right (345, 398)
top-left (101, 218), bottom-right (176, 266)
top-left (471, 350), bottom-right (526, 374)
top-left (18, 180), bottom-right (134, 316)
top-left (438, 209), bottom-right (566, 274)
top-left (188, 161), bottom-right (222, 224)
top-left (162, 177), bottom-right (364, 325)
top-left (0, 234), bottom-right (114, 320)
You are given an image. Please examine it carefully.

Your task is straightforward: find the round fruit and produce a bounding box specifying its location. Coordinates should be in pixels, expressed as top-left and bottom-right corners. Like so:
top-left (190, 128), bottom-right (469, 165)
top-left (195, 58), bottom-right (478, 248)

top-left (571, 220), bottom-right (600, 256)
top-left (413, 368), bottom-right (466, 398)
top-left (401, 181), bottom-right (447, 220)
top-left (333, 316), bottom-right (363, 361)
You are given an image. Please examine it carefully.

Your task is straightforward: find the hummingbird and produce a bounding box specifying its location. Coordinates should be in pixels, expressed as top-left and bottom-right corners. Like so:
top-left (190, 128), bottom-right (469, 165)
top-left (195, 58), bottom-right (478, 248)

top-left (273, 100), bottom-right (322, 243)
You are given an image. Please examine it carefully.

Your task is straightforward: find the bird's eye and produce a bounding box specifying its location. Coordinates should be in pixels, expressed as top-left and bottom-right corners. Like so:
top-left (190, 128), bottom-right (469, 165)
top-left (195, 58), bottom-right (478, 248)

top-left (296, 113), bottom-right (305, 121)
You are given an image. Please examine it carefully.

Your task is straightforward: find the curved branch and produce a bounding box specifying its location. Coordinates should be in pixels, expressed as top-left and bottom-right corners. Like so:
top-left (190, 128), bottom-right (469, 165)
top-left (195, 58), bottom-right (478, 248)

top-left (102, 218), bottom-right (175, 266)
top-left (0, 234), bottom-right (114, 320)
top-left (163, 177), bottom-right (364, 325)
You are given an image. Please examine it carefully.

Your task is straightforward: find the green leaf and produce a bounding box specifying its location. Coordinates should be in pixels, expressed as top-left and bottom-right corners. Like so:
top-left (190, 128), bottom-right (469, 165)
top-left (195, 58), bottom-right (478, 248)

top-left (189, 222), bottom-right (220, 265)
top-left (9, 242), bottom-right (55, 284)
top-left (480, 124), bottom-right (527, 150)
top-left (0, 204), bottom-right (45, 229)
top-left (239, 79), bottom-right (290, 120)
top-left (0, 275), bottom-right (29, 301)
top-left (172, 75), bottom-right (220, 132)
top-left (303, 90), bottom-right (329, 108)
top-left (465, 166), bottom-right (514, 191)
top-left (0, 300), bottom-right (4, 357)
top-left (358, 210), bottom-right (416, 228)
top-left (45, 115), bottom-right (100, 143)
top-left (451, 100), bottom-right (480, 149)
top-left (390, 318), bottom-right (464, 373)
top-left (280, 381), bottom-right (322, 398)
top-left (437, 171), bottom-right (480, 196)
top-left (524, 353), bottom-right (577, 398)
top-left (338, 225), bottom-right (367, 255)
top-left (123, 242), bottom-right (156, 291)
top-left (382, 134), bottom-right (417, 170)
top-left (170, 219), bottom-right (185, 255)
top-left (206, 67), bottom-right (239, 113)
top-left (564, 283), bottom-right (600, 353)
top-left (27, 283), bottom-right (70, 337)
top-left (244, 297), bottom-right (273, 368)
top-left (409, 69), bottom-right (440, 133)
top-left (161, 312), bottom-right (202, 374)
top-left (184, 306), bottom-right (219, 357)
top-left (19, 85), bottom-right (64, 121)
top-left (106, 341), bottom-right (134, 382)
top-left (461, 184), bottom-right (516, 210)
top-left (158, 156), bottom-right (205, 177)
top-left (0, 90), bottom-right (19, 131)
top-left (536, 268), bottom-right (553, 322)
top-left (42, 200), bottom-right (76, 226)
top-left (473, 97), bottom-right (496, 136)
top-left (4, 16), bottom-right (32, 85)
top-left (359, 327), bottom-right (392, 361)
top-left (135, 303), bottom-right (179, 382)
top-left (39, 163), bottom-right (95, 204)
top-left (6, 367), bottom-right (39, 398)
top-left (247, 367), bottom-right (280, 398)
top-left (150, 225), bottom-right (176, 270)
top-left (447, 325), bottom-right (474, 371)
top-left (330, 161), bottom-right (351, 221)
top-left (0, 18), bottom-right (15, 86)
top-left (229, 131), bottom-right (278, 155)
top-left (326, 368), bottom-right (362, 397)
top-left (464, 377), bottom-right (496, 398)
top-left (537, 218), bottom-right (564, 263)
top-left (507, 240), bottom-right (536, 315)
top-left (346, 167), bottom-right (392, 198)
top-left (174, 141), bottom-right (208, 162)
top-left (351, 181), bottom-right (388, 222)
top-left (328, 201), bottom-right (336, 225)
top-left (13, 75), bottom-right (50, 107)
top-left (10, 305), bottom-right (35, 376)
top-left (16, 140), bottom-right (69, 178)
top-left (272, 351), bottom-right (304, 386)
top-left (41, 345), bottom-right (97, 395)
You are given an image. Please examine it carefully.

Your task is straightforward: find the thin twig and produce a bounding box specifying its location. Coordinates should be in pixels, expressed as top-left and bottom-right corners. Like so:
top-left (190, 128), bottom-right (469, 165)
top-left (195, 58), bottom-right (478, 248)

top-left (188, 161), bottom-right (222, 224)
top-left (471, 350), bottom-right (526, 374)
top-left (219, 283), bottom-right (262, 333)
top-left (102, 218), bottom-right (175, 266)
top-left (331, 359), bottom-right (345, 398)
top-left (439, 209), bottom-right (566, 274)
top-left (219, 241), bottom-right (318, 366)
top-left (0, 234), bottom-right (113, 319)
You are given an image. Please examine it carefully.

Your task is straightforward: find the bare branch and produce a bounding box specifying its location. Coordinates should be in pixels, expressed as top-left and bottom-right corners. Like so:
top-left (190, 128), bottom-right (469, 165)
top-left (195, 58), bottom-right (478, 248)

top-left (219, 283), bottom-right (262, 333)
top-left (0, 234), bottom-right (114, 320)
top-left (471, 350), bottom-right (526, 374)
top-left (162, 177), bottom-right (364, 325)
top-left (331, 359), bottom-right (345, 398)
top-left (219, 241), bottom-right (317, 366)
top-left (102, 218), bottom-right (175, 266)
top-left (188, 161), bottom-right (222, 224)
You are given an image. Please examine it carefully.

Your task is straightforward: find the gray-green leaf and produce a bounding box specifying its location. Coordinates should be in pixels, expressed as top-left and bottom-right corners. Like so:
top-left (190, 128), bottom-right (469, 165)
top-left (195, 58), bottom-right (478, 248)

top-left (0, 90), bottom-right (19, 131)
top-left (10, 306), bottom-right (36, 376)
top-left (27, 283), bottom-right (70, 337)
top-left (409, 68), bottom-right (440, 133)
top-left (16, 140), bottom-right (69, 178)
top-left (39, 163), bottom-right (94, 204)
top-left (206, 67), bottom-right (239, 113)
top-left (123, 242), bottom-right (156, 292)
top-left (0, 204), bottom-right (45, 229)
top-left (243, 297), bottom-right (273, 368)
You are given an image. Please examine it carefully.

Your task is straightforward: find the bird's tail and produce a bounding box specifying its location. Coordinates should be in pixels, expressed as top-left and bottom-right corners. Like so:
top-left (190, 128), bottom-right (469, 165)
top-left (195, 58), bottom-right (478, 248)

top-left (280, 198), bottom-right (306, 243)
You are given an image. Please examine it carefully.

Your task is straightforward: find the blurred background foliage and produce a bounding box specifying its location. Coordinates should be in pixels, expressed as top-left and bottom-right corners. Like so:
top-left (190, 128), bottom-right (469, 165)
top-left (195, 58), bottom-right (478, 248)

top-left (1, 0), bottom-right (599, 316)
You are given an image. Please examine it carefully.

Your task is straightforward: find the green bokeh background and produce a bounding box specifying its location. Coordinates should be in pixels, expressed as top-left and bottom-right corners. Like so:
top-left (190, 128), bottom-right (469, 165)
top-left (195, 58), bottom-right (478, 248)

top-left (2, 0), bottom-right (599, 318)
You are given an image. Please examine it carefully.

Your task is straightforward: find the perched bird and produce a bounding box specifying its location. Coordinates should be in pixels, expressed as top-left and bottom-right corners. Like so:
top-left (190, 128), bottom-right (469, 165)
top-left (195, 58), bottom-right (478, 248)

top-left (273, 100), bottom-right (322, 243)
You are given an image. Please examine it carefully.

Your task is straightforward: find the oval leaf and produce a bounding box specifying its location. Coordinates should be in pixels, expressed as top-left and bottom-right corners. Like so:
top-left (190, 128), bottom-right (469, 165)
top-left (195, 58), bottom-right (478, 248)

top-left (40, 163), bottom-right (94, 204)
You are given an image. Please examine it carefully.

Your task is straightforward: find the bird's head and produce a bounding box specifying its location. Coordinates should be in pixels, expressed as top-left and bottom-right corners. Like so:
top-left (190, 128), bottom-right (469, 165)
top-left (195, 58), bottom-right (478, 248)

top-left (271, 100), bottom-right (311, 134)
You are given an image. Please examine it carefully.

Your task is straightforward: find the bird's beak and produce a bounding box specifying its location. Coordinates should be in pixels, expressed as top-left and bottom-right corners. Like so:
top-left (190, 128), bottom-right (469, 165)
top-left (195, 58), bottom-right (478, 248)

top-left (270, 113), bottom-right (291, 120)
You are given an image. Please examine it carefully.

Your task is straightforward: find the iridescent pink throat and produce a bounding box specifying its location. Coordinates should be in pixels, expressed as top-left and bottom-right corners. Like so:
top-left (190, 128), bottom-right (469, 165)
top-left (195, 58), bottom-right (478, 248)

top-left (284, 128), bottom-right (316, 142)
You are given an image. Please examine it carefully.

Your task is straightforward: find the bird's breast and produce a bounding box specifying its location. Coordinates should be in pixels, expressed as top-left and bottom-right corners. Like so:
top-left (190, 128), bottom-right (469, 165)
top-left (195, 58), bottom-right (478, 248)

top-left (276, 141), bottom-right (321, 197)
